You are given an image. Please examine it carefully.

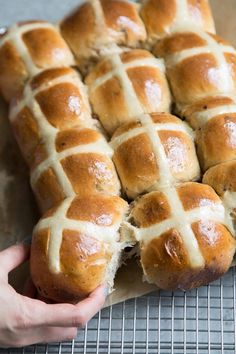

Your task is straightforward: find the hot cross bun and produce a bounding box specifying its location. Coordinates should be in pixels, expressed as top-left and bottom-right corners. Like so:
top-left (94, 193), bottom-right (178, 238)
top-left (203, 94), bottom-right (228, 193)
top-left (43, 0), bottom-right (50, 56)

top-left (0, 21), bottom-right (74, 101)
top-left (4, 0), bottom-right (236, 301)
top-left (182, 96), bottom-right (236, 171)
top-left (9, 67), bottom-right (120, 212)
top-left (85, 49), bottom-right (171, 134)
top-left (154, 31), bottom-right (236, 107)
top-left (31, 126), bottom-right (121, 213)
top-left (60, 0), bottom-right (147, 73)
top-left (140, 0), bottom-right (215, 46)
top-left (31, 194), bottom-right (128, 302)
top-left (203, 161), bottom-right (236, 231)
top-left (111, 113), bottom-right (200, 199)
top-left (126, 182), bottom-right (236, 290)
top-left (9, 67), bottom-right (92, 168)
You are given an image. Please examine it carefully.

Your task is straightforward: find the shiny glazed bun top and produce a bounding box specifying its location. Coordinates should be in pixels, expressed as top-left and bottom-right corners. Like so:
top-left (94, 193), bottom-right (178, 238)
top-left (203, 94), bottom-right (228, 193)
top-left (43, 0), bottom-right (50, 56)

top-left (30, 126), bottom-right (121, 213)
top-left (140, 0), bottom-right (215, 45)
top-left (154, 30), bottom-right (236, 107)
top-left (181, 96), bottom-right (236, 171)
top-left (31, 194), bottom-right (128, 302)
top-left (0, 21), bottom-right (74, 101)
top-left (9, 67), bottom-right (92, 169)
top-left (60, 0), bottom-right (147, 72)
top-left (111, 113), bottom-right (200, 199)
top-left (9, 67), bottom-right (121, 213)
top-left (126, 182), bottom-right (236, 291)
top-left (86, 49), bottom-right (171, 134)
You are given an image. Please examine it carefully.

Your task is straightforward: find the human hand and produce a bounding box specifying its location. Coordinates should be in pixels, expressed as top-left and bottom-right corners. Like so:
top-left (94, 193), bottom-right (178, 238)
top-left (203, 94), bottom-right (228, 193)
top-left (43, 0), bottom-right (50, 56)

top-left (0, 243), bottom-right (107, 348)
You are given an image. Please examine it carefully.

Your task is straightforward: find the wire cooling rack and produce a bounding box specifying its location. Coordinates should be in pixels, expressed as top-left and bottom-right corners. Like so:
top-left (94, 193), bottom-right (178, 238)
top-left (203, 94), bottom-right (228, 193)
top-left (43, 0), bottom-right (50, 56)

top-left (1, 266), bottom-right (235, 354)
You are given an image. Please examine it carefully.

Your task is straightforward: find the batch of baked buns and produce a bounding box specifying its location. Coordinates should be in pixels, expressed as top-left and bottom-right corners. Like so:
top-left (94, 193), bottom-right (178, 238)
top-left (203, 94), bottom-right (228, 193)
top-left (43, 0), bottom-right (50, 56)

top-left (1, 0), bottom-right (236, 302)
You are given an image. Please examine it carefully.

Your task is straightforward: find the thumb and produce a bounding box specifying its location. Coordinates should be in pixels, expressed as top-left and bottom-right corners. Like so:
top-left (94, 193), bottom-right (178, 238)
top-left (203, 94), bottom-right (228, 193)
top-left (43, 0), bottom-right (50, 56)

top-left (0, 243), bottom-right (30, 274)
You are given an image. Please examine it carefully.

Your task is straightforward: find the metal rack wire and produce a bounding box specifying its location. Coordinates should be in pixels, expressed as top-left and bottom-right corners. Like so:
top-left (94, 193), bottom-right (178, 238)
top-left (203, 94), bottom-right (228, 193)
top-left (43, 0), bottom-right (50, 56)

top-left (1, 266), bottom-right (235, 354)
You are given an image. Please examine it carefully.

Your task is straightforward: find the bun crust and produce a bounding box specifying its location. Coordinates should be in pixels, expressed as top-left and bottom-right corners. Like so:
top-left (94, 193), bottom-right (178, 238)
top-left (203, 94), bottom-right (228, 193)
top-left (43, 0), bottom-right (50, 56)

top-left (9, 67), bottom-right (92, 168)
top-left (203, 161), bottom-right (236, 197)
top-left (111, 113), bottom-right (200, 198)
top-left (31, 195), bottom-right (128, 302)
top-left (140, 0), bottom-right (215, 45)
top-left (181, 96), bottom-right (236, 171)
top-left (3, 1), bottom-right (236, 299)
top-left (60, 0), bottom-right (146, 72)
top-left (203, 162), bottom-right (236, 235)
top-left (128, 183), bottom-right (236, 290)
top-left (86, 49), bottom-right (171, 134)
top-left (32, 127), bottom-right (120, 212)
top-left (154, 31), bottom-right (236, 106)
top-left (9, 68), bottom-right (120, 212)
top-left (0, 21), bottom-right (74, 101)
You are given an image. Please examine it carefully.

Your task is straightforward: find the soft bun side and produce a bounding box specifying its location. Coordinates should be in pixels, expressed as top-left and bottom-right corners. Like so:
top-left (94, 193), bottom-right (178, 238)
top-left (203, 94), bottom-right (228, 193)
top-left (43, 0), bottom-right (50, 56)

top-left (203, 161), bottom-right (236, 236)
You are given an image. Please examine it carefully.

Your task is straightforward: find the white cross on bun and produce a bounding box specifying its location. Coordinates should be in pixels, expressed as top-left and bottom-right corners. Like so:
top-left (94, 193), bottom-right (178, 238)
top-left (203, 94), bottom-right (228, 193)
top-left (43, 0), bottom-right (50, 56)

top-left (182, 96), bottom-right (236, 171)
top-left (85, 49), bottom-right (171, 135)
top-left (31, 194), bottom-right (128, 302)
top-left (111, 112), bottom-right (200, 199)
top-left (60, 0), bottom-right (147, 73)
top-left (140, 0), bottom-right (215, 46)
top-left (9, 67), bottom-right (120, 213)
top-left (0, 21), bottom-right (74, 102)
top-left (154, 30), bottom-right (236, 107)
top-left (126, 182), bottom-right (235, 291)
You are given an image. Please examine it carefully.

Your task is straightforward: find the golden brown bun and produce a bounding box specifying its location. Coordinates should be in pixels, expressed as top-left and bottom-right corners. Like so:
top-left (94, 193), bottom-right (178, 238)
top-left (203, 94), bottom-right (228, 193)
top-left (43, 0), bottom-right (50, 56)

top-left (195, 115), bottom-right (236, 171)
top-left (85, 49), bottom-right (171, 134)
top-left (31, 126), bottom-right (121, 213)
top-left (203, 161), bottom-right (236, 197)
top-left (31, 195), bottom-right (128, 302)
top-left (128, 182), bottom-right (236, 290)
top-left (0, 21), bottom-right (74, 102)
top-left (181, 96), bottom-right (236, 128)
top-left (9, 67), bottom-right (92, 168)
top-left (111, 113), bottom-right (200, 199)
top-left (203, 162), bottom-right (236, 234)
top-left (154, 31), bottom-right (236, 106)
top-left (60, 0), bottom-right (146, 73)
top-left (140, 0), bottom-right (215, 45)
top-left (9, 67), bottom-right (121, 213)
top-left (181, 96), bottom-right (236, 171)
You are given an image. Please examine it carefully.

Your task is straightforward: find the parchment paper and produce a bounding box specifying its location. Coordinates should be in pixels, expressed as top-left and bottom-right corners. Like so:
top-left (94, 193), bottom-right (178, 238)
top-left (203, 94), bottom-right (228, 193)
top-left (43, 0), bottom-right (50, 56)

top-left (0, 0), bottom-right (236, 307)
